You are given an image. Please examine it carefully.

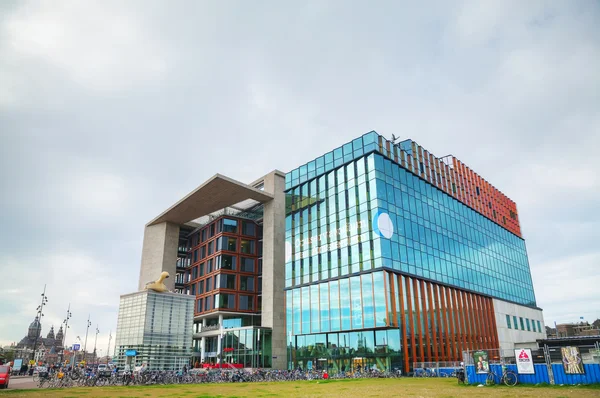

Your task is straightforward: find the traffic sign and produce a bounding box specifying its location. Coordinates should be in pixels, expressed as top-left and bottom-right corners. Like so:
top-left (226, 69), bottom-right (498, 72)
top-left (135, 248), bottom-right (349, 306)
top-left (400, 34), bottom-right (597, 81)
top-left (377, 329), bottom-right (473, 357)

top-left (72, 344), bottom-right (81, 351)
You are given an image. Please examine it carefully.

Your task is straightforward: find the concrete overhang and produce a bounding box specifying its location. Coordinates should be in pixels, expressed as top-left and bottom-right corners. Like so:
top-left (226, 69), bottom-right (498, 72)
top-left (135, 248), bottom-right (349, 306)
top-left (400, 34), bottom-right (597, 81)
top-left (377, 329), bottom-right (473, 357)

top-left (147, 174), bottom-right (274, 226)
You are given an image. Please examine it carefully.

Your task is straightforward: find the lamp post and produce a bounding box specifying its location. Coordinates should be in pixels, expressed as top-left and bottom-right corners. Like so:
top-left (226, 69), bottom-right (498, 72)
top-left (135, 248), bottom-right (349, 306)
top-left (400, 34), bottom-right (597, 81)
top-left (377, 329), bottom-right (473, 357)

top-left (31, 285), bottom-right (49, 362)
top-left (82, 315), bottom-right (91, 365)
top-left (106, 331), bottom-right (112, 365)
top-left (92, 325), bottom-right (99, 365)
top-left (60, 304), bottom-right (72, 365)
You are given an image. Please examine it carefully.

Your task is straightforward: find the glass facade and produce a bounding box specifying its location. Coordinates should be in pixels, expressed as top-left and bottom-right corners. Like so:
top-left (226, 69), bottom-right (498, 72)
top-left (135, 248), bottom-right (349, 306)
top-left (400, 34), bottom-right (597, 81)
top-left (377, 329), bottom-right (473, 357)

top-left (114, 290), bottom-right (195, 370)
top-left (285, 132), bottom-right (536, 371)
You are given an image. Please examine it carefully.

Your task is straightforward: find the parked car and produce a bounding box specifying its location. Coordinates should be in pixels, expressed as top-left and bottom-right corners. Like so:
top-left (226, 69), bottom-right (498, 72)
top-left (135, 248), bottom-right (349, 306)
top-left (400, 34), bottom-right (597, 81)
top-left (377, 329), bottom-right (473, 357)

top-left (0, 365), bottom-right (11, 389)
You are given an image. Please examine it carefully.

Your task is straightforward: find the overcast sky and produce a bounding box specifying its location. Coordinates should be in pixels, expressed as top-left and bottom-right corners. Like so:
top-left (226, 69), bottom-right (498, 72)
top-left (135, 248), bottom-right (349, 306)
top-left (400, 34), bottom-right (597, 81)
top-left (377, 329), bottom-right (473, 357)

top-left (1, 1), bottom-right (599, 352)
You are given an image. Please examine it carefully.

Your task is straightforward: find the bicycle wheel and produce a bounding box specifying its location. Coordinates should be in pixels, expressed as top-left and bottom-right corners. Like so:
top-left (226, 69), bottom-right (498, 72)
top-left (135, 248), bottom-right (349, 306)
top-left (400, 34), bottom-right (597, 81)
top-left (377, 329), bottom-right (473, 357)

top-left (485, 372), bottom-right (496, 386)
top-left (503, 371), bottom-right (518, 386)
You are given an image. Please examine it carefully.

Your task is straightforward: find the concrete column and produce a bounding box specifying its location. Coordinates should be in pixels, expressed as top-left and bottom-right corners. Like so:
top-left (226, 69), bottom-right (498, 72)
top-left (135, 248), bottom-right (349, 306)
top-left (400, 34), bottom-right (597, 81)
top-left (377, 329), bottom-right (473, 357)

top-left (200, 337), bottom-right (205, 362)
top-left (261, 170), bottom-right (287, 369)
top-left (138, 222), bottom-right (180, 291)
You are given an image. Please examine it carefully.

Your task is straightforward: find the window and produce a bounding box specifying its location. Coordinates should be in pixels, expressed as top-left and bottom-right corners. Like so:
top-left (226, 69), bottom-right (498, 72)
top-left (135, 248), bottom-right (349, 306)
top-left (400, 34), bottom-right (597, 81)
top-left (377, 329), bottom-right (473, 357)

top-left (206, 277), bottom-right (212, 293)
top-left (537, 320), bottom-right (542, 333)
top-left (219, 274), bottom-right (236, 290)
top-left (208, 241), bottom-right (214, 255)
top-left (192, 267), bottom-right (198, 280)
top-left (200, 246), bottom-right (206, 259)
top-left (476, 186), bottom-right (480, 196)
top-left (526, 319), bottom-right (531, 331)
top-left (239, 295), bottom-right (254, 311)
top-left (219, 237), bottom-right (237, 252)
top-left (218, 293), bottom-right (235, 309)
top-left (532, 320), bottom-right (536, 332)
top-left (222, 219), bottom-right (238, 233)
top-left (513, 316), bottom-right (518, 330)
top-left (241, 239), bottom-right (255, 254)
top-left (520, 317), bottom-right (525, 330)
top-left (210, 224), bottom-right (215, 237)
top-left (204, 295), bottom-right (212, 311)
top-left (506, 314), bottom-right (511, 329)
top-left (241, 257), bottom-right (254, 273)
top-left (240, 276), bottom-right (254, 291)
top-left (199, 263), bottom-right (205, 276)
top-left (198, 281), bottom-right (204, 294)
top-left (219, 255), bottom-right (236, 271)
top-left (191, 284), bottom-right (196, 295)
top-left (242, 221), bottom-right (256, 236)
top-left (193, 249), bottom-right (198, 263)
top-left (201, 229), bottom-right (206, 242)
top-left (197, 299), bottom-right (203, 312)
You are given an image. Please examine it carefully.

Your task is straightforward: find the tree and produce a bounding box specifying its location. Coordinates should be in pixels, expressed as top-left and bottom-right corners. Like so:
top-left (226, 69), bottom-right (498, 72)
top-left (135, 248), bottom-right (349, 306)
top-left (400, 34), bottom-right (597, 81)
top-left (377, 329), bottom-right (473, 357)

top-left (592, 318), bottom-right (600, 329)
top-left (3, 350), bottom-right (15, 363)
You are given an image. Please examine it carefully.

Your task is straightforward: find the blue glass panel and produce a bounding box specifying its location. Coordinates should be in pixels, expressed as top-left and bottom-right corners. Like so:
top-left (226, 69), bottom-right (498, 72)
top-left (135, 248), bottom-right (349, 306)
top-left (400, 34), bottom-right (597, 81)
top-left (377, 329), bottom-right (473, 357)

top-left (350, 276), bottom-right (363, 329)
top-left (361, 273), bottom-right (374, 328)
top-left (340, 278), bottom-right (351, 330)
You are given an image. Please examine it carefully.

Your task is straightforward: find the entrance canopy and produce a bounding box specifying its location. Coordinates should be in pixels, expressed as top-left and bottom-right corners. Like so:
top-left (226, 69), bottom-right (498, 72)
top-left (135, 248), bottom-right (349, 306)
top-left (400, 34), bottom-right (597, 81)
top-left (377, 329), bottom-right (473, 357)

top-left (147, 174), bottom-right (273, 226)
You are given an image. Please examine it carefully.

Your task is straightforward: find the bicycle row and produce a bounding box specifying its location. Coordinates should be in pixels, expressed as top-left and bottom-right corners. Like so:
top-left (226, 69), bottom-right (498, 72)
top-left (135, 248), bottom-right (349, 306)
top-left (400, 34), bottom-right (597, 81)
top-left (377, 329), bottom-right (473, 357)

top-left (35, 368), bottom-right (403, 388)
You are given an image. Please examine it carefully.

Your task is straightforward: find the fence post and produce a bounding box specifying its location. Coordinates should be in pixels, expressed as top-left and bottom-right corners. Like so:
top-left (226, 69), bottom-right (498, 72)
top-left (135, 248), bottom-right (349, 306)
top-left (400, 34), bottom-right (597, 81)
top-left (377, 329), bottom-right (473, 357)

top-left (543, 344), bottom-right (555, 385)
top-left (463, 350), bottom-right (469, 384)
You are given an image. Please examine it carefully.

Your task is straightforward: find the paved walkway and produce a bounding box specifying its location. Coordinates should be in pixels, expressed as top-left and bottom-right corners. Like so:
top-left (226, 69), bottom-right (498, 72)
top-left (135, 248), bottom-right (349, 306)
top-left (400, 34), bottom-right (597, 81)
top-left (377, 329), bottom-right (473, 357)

top-left (7, 376), bottom-right (37, 390)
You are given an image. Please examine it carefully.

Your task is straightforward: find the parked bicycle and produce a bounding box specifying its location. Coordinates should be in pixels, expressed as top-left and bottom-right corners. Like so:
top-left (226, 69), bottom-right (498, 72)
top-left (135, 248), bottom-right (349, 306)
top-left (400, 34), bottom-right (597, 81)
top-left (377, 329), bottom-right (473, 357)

top-left (486, 364), bottom-right (518, 386)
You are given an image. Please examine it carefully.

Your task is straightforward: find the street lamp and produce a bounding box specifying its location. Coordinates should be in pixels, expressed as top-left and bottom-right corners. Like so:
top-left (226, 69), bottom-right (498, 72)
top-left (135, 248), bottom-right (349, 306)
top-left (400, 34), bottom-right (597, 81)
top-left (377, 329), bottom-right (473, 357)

top-left (82, 315), bottom-right (91, 365)
top-left (93, 325), bottom-right (99, 365)
top-left (60, 304), bottom-right (72, 365)
top-left (106, 331), bottom-right (112, 365)
top-left (31, 285), bottom-right (49, 362)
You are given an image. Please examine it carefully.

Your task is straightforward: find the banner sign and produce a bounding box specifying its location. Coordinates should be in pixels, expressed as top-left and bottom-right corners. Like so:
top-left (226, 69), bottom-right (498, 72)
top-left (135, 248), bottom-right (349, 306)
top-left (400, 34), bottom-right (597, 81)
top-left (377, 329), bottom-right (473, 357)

top-left (515, 348), bottom-right (535, 374)
top-left (561, 346), bottom-right (585, 374)
top-left (13, 359), bottom-right (23, 370)
top-left (473, 350), bottom-right (489, 374)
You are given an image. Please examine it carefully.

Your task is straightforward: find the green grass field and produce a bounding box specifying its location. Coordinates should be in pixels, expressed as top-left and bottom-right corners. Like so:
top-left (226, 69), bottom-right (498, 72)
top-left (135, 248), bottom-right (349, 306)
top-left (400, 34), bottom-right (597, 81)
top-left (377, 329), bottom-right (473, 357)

top-left (1, 377), bottom-right (599, 397)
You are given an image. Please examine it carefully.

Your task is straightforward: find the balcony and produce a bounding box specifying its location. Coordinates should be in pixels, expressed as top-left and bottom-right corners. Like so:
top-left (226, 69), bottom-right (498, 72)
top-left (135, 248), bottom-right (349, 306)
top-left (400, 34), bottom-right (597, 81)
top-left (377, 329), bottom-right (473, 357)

top-left (176, 258), bottom-right (191, 271)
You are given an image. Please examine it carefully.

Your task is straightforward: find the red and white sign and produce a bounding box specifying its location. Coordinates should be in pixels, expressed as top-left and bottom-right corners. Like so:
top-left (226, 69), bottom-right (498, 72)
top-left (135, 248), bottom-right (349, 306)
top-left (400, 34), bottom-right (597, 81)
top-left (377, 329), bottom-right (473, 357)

top-left (515, 348), bottom-right (535, 374)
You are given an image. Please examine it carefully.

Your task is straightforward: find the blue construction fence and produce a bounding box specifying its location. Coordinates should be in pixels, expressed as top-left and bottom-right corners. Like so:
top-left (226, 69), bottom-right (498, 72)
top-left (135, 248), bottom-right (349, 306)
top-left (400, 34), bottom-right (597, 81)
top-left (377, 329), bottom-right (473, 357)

top-left (466, 362), bottom-right (600, 385)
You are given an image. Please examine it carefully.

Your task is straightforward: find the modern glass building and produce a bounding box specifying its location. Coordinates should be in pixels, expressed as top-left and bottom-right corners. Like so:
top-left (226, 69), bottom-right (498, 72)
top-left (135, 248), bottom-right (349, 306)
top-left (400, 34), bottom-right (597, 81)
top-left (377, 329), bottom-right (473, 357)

top-left (114, 290), bottom-right (195, 370)
top-left (284, 131), bottom-right (544, 372)
top-left (132, 130), bottom-right (544, 371)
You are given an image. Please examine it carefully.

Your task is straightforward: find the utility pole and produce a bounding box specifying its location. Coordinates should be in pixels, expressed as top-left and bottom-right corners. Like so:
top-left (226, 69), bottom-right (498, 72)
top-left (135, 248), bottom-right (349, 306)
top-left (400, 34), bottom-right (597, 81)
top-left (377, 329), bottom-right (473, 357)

top-left (93, 325), bottom-right (99, 364)
top-left (82, 315), bottom-right (91, 365)
top-left (106, 331), bottom-right (112, 365)
top-left (31, 285), bottom-right (49, 362)
top-left (60, 304), bottom-right (72, 365)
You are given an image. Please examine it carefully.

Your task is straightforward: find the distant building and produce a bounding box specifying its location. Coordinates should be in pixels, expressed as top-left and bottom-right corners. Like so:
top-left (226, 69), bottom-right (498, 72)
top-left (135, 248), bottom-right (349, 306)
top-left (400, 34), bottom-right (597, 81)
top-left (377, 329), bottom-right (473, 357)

top-left (114, 289), bottom-right (194, 371)
top-left (556, 322), bottom-right (600, 337)
top-left (15, 317), bottom-right (64, 363)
